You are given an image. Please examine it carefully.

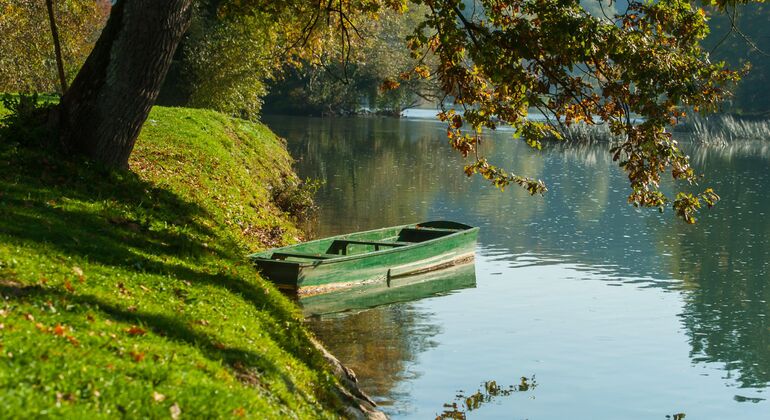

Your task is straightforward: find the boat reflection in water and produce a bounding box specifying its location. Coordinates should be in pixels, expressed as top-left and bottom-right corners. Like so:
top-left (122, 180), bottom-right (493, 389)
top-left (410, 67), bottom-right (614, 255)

top-left (293, 261), bottom-right (477, 316)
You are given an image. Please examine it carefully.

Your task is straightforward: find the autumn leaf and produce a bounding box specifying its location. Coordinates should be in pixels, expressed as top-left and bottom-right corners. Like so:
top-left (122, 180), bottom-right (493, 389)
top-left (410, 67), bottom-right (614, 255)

top-left (130, 350), bottom-right (145, 362)
top-left (64, 280), bottom-right (75, 292)
top-left (414, 65), bottom-right (430, 78)
top-left (379, 78), bottom-right (400, 91)
top-left (152, 391), bottom-right (166, 402)
top-left (126, 326), bottom-right (147, 336)
top-left (53, 324), bottom-right (66, 336)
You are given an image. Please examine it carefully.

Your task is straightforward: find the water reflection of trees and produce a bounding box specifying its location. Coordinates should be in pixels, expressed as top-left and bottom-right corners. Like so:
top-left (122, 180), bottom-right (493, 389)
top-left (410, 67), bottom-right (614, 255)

top-left (658, 146), bottom-right (770, 388)
top-left (266, 116), bottom-right (770, 395)
top-left (306, 305), bottom-right (441, 406)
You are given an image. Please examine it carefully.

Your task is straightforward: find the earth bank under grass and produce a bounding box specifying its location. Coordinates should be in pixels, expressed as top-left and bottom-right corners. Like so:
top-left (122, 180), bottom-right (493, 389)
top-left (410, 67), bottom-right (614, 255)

top-left (0, 105), bottom-right (379, 418)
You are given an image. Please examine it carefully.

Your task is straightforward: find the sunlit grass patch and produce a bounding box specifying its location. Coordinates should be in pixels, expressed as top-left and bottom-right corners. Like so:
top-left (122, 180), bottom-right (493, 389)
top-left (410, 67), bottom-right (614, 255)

top-left (0, 106), bottom-right (344, 417)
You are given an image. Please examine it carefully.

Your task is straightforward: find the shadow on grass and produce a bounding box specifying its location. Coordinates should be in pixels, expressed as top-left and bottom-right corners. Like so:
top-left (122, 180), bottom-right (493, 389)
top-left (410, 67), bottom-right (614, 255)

top-left (0, 132), bottom-right (324, 384)
top-left (0, 281), bottom-right (301, 402)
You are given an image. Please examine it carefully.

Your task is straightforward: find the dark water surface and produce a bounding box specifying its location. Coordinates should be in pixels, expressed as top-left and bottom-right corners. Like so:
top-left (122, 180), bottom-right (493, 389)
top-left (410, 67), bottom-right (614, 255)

top-left (264, 115), bottom-right (770, 419)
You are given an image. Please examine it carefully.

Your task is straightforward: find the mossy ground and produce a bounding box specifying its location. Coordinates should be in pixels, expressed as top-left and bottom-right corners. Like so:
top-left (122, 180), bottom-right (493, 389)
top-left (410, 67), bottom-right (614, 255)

top-left (0, 106), bottom-right (345, 418)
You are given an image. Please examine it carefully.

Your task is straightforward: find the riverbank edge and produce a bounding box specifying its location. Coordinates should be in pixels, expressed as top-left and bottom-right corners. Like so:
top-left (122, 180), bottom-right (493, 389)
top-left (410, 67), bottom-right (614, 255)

top-left (0, 104), bottom-right (384, 418)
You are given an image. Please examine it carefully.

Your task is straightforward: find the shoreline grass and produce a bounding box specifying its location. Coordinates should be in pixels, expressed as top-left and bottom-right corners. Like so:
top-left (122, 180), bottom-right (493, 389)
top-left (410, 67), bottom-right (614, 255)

top-left (680, 113), bottom-right (770, 145)
top-left (0, 106), bottom-right (355, 418)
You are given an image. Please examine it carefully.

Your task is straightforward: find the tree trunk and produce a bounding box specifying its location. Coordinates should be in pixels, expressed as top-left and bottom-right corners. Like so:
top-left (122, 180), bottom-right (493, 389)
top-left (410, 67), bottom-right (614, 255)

top-left (60, 0), bottom-right (193, 169)
top-left (46, 0), bottom-right (68, 94)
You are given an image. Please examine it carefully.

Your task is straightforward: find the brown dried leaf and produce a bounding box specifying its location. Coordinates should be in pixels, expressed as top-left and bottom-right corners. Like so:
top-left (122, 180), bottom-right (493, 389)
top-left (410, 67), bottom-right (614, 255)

top-left (130, 350), bottom-right (145, 362)
top-left (126, 326), bottom-right (147, 336)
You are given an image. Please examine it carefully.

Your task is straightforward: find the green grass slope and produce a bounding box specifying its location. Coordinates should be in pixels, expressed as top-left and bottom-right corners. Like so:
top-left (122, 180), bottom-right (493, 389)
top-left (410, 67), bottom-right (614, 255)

top-left (0, 106), bottom-right (348, 418)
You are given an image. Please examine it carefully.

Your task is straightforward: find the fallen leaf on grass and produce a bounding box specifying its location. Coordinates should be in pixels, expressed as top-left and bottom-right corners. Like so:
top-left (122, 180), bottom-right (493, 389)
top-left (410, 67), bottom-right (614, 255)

top-left (126, 326), bottom-right (147, 336)
top-left (152, 391), bottom-right (166, 402)
top-left (72, 266), bottom-right (85, 282)
top-left (64, 281), bottom-right (75, 292)
top-left (170, 402), bottom-right (181, 419)
top-left (117, 283), bottom-right (131, 296)
top-left (130, 350), bottom-right (145, 362)
top-left (24, 313), bottom-right (34, 321)
top-left (53, 324), bottom-right (66, 336)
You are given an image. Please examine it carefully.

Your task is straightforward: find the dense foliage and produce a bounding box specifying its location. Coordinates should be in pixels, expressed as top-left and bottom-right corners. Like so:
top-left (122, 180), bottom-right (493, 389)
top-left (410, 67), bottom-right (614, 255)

top-left (160, 1), bottom-right (436, 118)
top-left (702, 2), bottom-right (770, 116)
top-left (0, 0), bottom-right (108, 93)
top-left (262, 6), bottom-right (438, 116)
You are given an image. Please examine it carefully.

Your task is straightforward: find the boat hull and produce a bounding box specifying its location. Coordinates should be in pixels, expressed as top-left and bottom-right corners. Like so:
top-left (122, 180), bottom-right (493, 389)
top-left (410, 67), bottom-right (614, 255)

top-left (297, 261), bottom-right (477, 315)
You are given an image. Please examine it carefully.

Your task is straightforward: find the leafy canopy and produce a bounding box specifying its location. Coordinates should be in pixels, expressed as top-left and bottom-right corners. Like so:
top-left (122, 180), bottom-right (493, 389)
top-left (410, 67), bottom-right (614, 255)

top-left (230, 0), bottom-right (755, 222)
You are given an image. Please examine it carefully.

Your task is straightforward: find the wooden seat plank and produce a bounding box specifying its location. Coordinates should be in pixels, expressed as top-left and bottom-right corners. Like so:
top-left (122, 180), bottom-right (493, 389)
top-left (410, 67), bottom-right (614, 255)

top-left (335, 240), bottom-right (410, 247)
top-left (272, 252), bottom-right (336, 260)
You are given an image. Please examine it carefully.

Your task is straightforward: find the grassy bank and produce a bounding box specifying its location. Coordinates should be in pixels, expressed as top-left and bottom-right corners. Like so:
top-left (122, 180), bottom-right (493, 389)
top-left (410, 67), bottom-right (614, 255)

top-left (0, 106), bottom-right (350, 417)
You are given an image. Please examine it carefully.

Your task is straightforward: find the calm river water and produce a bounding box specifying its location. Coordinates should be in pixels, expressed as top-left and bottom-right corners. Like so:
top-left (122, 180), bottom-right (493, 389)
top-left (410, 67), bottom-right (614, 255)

top-left (264, 115), bottom-right (769, 419)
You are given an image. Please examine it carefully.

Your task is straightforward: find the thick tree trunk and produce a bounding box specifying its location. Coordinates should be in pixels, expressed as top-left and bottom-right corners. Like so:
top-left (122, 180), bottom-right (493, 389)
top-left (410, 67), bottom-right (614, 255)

top-left (60, 0), bottom-right (193, 169)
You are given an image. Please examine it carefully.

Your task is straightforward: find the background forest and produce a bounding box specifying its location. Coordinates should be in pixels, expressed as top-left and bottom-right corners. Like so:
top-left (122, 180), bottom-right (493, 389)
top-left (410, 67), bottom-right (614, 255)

top-left (2, 0), bottom-right (767, 118)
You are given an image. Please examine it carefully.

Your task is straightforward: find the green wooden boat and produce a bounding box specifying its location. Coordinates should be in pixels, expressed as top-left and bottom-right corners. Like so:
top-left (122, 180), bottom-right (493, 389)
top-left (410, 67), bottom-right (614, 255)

top-left (249, 221), bottom-right (479, 296)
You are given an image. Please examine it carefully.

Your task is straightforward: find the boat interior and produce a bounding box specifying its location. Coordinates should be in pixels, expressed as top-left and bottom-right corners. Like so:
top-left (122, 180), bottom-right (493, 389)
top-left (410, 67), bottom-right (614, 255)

top-left (253, 221), bottom-right (471, 262)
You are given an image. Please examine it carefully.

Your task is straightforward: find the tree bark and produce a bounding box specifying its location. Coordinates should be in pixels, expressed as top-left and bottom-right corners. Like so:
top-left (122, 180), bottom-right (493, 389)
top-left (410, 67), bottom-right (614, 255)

top-left (60, 0), bottom-right (193, 169)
